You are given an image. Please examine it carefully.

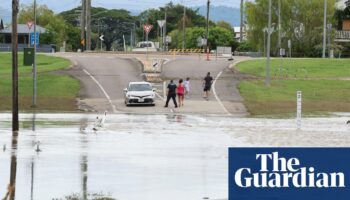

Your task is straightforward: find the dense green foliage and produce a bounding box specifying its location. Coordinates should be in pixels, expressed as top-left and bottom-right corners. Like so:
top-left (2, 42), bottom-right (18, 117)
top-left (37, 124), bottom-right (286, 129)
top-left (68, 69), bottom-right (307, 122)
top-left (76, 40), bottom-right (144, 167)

top-left (245, 0), bottom-right (337, 57)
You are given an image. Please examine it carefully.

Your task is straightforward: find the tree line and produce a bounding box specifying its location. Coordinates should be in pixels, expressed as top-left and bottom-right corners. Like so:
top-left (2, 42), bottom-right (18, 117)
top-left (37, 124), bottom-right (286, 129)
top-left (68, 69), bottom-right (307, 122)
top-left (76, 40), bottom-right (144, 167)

top-left (17, 2), bottom-right (237, 52)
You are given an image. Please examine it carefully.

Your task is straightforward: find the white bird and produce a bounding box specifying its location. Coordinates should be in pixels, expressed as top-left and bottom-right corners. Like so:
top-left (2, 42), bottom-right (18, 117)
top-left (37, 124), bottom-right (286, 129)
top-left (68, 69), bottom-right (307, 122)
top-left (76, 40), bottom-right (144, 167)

top-left (35, 141), bottom-right (41, 152)
top-left (93, 111), bottom-right (107, 131)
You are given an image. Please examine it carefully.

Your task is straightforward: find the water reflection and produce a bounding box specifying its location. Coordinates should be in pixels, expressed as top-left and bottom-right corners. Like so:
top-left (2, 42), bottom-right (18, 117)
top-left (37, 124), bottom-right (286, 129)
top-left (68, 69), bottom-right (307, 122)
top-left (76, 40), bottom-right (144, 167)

top-left (3, 131), bottom-right (18, 200)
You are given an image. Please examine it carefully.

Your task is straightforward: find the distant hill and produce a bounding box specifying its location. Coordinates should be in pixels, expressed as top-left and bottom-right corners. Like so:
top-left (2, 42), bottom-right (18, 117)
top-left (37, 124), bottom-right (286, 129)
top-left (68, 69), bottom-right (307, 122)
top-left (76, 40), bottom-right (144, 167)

top-left (194, 5), bottom-right (240, 27)
top-left (0, 7), bottom-right (11, 24)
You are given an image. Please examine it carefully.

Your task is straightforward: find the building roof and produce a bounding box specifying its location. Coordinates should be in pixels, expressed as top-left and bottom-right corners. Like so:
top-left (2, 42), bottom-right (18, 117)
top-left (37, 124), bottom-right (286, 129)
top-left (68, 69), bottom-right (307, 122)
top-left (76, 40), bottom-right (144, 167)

top-left (0, 24), bottom-right (46, 34)
top-left (233, 26), bottom-right (245, 33)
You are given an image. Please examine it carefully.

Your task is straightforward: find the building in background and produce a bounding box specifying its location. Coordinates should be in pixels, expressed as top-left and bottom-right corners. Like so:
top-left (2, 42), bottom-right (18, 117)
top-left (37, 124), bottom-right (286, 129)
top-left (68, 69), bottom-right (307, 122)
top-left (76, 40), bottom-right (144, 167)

top-left (0, 24), bottom-right (55, 52)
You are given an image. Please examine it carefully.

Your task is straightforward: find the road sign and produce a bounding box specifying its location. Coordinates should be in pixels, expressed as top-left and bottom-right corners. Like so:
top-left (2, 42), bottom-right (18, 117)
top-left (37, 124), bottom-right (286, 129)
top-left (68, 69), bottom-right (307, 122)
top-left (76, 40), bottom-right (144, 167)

top-left (157, 20), bottom-right (166, 28)
top-left (297, 91), bottom-right (302, 130)
top-left (27, 21), bottom-right (33, 30)
top-left (99, 35), bottom-right (104, 41)
top-left (152, 59), bottom-right (160, 68)
top-left (288, 40), bottom-right (291, 48)
top-left (279, 48), bottom-right (286, 56)
top-left (166, 36), bottom-right (171, 43)
top-left (30, 32), bottom-right (39, 46)
top-left (143, 24), bottom-right (153, 34)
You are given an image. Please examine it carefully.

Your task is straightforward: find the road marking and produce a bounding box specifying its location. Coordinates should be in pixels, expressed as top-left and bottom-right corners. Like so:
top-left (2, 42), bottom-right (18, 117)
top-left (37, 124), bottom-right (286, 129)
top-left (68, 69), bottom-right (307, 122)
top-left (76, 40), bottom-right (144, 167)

top-left (212, 70), bottom-right (232, 116)
top-left (163, 58), bottom-right (171, 65)
top-left (82, 69), bottom-right (118, 113)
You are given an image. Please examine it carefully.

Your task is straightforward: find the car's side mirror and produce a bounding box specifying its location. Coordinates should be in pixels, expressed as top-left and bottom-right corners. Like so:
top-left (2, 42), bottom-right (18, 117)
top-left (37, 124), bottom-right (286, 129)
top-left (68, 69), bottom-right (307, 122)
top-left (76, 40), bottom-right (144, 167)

top-left (124, 88), bottom-right (128, 93)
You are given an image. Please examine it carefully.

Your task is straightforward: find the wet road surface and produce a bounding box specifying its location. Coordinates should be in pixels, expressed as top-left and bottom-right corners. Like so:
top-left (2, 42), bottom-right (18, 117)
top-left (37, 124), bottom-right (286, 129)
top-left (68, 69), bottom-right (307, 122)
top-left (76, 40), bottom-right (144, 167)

top-left (1, 113), bottom-right (350, 200)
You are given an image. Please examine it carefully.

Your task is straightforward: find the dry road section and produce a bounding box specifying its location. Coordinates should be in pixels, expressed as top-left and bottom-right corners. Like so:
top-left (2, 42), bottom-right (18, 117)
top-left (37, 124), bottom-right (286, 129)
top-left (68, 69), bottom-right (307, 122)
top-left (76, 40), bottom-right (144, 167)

top-left (57, 53), bottom-right (249, 116)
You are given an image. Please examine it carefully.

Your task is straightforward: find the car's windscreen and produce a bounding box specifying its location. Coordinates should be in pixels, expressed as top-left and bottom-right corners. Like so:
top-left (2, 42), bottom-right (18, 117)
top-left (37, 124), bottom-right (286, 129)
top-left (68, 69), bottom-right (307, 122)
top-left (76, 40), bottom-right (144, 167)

top-left (128, 84), bottom-right (152, 91)
top-left (138, 43), bottom-right (152, 48)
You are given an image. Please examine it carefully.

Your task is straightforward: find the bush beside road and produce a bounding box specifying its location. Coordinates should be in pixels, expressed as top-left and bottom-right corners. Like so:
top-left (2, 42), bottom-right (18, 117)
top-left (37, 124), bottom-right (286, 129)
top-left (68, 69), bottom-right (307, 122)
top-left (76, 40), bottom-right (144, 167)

top-left (236, 59), bottom-right (350, 116)
top-left (0, 53), bottom-right (79, 111)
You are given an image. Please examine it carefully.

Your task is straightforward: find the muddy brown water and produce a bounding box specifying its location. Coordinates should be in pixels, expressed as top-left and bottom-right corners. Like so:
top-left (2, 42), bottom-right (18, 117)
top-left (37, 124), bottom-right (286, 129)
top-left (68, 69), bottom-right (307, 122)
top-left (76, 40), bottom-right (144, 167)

top-left (0, 113), bottom-right (350, 200)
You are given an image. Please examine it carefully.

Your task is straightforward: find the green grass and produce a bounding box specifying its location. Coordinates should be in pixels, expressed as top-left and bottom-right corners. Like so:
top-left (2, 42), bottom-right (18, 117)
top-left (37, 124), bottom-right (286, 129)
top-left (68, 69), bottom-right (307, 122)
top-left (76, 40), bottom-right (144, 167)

top-left (236, 58), bottom-right (350, 78)
top-left (235, 58), bottom-right (350, 116)
top-left (0, 53), bottom-right (71, 74)
top-left (0, 53), bottom-right (79, 111)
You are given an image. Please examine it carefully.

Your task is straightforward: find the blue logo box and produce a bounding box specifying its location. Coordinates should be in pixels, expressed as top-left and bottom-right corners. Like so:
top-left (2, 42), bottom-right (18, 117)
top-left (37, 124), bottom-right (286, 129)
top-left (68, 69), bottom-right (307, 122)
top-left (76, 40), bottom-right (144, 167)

top-left (229, 148), bottom-right (350, 200)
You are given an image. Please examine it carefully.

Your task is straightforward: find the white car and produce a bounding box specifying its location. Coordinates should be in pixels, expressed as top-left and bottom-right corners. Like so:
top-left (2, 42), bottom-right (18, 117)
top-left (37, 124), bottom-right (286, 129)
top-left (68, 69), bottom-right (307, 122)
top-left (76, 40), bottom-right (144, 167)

top-left (124, 82), bottom-right (156, 106)
top-left (132, 41), bottom-right (158, 52)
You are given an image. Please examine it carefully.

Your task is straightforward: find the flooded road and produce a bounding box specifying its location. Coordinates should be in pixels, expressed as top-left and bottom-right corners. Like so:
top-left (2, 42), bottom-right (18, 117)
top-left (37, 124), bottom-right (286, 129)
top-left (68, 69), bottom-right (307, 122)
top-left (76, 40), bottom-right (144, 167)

top-left (0, 113), bottom-right (350, 200)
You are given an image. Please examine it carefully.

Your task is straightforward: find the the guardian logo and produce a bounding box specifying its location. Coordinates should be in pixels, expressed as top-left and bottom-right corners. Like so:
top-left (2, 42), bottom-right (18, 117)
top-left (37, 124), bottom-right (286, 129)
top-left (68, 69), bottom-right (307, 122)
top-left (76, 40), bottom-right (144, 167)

top-left (234, 152), bottom-right (345, 188)
top-left (229, 148), bottom-right (350, 200)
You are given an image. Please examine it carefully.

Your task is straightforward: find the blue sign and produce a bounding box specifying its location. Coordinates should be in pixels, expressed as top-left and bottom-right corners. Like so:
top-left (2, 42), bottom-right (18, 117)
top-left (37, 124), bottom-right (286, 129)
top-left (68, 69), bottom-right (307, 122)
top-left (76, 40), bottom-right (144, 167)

top-left (30, 32), bottom-right (40, 46)
top-left (229, 148), bottom-right (350, 200)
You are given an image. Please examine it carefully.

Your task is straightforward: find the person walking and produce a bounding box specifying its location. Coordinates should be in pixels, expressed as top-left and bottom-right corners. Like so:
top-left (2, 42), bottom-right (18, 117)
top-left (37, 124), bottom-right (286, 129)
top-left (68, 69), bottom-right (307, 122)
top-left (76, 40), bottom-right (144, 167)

top-left (164, 80), bottom-right (178, 108)
top-left (177, 79), bottom-right (185, 107)
top-left (184, 77), bottom-right (190, 99)
top-left (203, 72), bottom-right (213, 100)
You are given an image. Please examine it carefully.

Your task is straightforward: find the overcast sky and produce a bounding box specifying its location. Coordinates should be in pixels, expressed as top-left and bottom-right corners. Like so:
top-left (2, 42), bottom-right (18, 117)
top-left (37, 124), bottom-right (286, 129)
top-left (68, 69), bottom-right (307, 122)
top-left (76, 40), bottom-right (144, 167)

top-left (1, 0), bottom-right (243, 13)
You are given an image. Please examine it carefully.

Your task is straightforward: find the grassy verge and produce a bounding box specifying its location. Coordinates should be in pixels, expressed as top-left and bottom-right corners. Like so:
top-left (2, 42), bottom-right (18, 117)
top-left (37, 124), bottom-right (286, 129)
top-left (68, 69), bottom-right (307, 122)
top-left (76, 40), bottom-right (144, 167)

top-left (236, 58), bottom-right (350, 78)
top-left (0, 53), bottom-right (79, 111)
top-left (235, 58), bottom-right (350, 116)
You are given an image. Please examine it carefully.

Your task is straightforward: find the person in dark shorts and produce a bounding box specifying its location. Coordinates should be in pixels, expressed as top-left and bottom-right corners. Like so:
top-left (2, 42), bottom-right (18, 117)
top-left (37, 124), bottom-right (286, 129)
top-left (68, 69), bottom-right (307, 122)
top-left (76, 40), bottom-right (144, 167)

top-left (203, 72), bottom-right (213, 100)
top-left (164, 80), bottom-right (178, 108)
top-left (177, 79), bottom-right (185, 107)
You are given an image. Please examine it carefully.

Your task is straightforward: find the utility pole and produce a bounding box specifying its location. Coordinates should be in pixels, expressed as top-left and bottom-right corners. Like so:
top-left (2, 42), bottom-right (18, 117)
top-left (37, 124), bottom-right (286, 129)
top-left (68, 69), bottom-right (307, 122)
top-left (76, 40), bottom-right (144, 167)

top-left (182, 2), bottom-right (186, 50)
top-left (266, 0), bottom-right (272, 86)
top-left (86, 0), bottom-right (91, 51)
top-left (322, 0), bottom-right (327, 58)
top-left (81, 0), bottom-right (86, 51)
top-left (240, 0), bottom-right (243, 42)
top-left (206, 0), bottom-right (210, 60)
top-left (278, 0), bottom-right (281, 50)
top-left (33, 0), bottom-right (37, 107)
top-left (12, 0), bottom-right (19, 132)
top-left (164, 10), bottom-right (167, 51)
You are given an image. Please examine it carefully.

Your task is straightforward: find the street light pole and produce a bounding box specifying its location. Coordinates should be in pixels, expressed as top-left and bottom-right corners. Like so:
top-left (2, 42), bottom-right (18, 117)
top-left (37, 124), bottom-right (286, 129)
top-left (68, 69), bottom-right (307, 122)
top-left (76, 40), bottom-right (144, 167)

top-left (278, 0), bottom-right (281, 50)
top-left (266, 0), bottom-right (272, 86)
top-left (322, 0), bottom-right (327, 58)
top-left (182, 3), bottom-right (186, 50)
top-left (327, 23), bottom-right (332, 58)
top-left (240, 0), bottom-right (243, 42)
top-left (12, 0), bottom-right (19, 132)
top-left (33, 0), bottom-right (37, 107)
top-left (206, 0), bottom-right (210, 61)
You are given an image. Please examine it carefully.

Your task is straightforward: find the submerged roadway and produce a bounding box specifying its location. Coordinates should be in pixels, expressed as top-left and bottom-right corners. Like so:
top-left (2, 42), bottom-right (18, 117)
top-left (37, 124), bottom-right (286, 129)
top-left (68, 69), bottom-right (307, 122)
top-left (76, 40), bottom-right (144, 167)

top-left (56, 52), bottom-right (250, 116)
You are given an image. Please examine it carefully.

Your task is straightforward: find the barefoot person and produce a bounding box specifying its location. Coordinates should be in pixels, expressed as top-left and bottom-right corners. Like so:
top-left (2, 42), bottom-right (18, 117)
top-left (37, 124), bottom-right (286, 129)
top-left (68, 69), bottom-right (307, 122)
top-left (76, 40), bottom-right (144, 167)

top-left (203, 72), bottom-right (213, 100)
top-left (164, 80), bottom-right (178, 108)
top-left (184, 77), bottom-right (190, 99)
top-left (177, 79), bottom-right (185, 107)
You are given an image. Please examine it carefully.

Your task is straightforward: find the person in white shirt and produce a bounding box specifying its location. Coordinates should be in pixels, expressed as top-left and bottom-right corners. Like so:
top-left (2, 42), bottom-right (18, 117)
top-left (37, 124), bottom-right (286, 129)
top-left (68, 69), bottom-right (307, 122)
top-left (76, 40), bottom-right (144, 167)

top-left (184, 77), bottom-right (190, 99)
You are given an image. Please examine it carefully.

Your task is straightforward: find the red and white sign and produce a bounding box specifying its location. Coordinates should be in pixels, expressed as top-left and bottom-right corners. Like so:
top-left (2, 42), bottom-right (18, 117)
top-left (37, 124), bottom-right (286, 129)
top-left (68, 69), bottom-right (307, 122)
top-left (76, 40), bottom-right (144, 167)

top-left (143, 24), bottom-right (153, 34)
top-left (27, 21), bottom-right (34, 30)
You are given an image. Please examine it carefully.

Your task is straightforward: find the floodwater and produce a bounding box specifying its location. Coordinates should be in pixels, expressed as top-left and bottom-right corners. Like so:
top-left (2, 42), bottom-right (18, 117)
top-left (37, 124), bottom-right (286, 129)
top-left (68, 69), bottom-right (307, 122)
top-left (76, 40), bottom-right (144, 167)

top-left (0, 113), bottom-right (350, 200)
